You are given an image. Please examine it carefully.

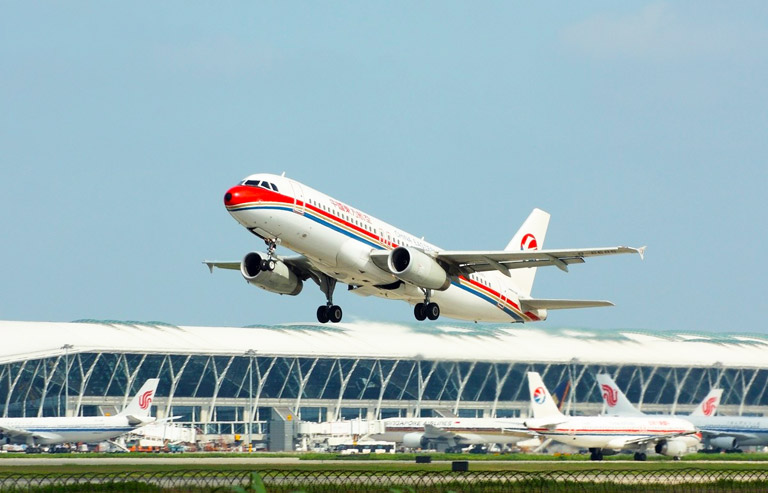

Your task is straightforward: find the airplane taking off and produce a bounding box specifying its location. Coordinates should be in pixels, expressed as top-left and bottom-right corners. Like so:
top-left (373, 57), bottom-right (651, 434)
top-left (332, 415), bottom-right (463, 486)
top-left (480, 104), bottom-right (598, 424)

top-left (0, 379), bottom-right (159, 448)
top-left (596, 374), bottom-right (768, 451)
top-left (205, 173), bottom-right (645, 323)
top-left (525, 372), bottom-right (700, 461)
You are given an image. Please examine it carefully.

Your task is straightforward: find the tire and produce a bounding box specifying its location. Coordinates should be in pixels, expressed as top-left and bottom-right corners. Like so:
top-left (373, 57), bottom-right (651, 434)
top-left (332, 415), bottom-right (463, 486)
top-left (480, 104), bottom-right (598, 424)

top-left (317, 306), bottom-right (330, 324)
top-left (328, 305), bottom-right (343, 323)
top-left (414, 303), bottom-right (427, 321)
top-left (426, 303), bottom-right (440, 320)
top-left (267, 259), bottom-right (276, 271)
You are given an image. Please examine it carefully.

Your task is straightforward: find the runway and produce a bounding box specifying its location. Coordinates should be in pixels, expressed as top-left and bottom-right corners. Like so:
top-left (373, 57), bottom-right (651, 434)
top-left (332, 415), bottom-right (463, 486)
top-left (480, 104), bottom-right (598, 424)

top-left (0, 456), bottom-right (761, 466)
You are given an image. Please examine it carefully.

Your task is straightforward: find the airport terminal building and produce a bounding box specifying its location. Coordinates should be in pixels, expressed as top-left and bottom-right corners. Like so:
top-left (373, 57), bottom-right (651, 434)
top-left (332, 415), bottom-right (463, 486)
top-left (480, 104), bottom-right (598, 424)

top-left (2, 319), bottom-right (768, 447)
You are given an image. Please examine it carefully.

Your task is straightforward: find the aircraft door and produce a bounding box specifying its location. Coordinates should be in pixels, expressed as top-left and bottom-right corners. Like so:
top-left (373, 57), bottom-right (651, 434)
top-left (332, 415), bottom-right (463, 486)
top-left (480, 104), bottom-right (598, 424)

top-left (497, 288), bottom-right (512, 313)
top-left (289, 181), bottom-right (305, 215)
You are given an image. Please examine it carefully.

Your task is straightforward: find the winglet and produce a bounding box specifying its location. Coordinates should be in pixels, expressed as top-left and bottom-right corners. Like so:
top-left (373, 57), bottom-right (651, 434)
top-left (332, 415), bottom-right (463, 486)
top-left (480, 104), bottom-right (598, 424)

top-left (203, 261), bottom-right (214, 274)
top-left (636, 246), bottom-right (647, 260)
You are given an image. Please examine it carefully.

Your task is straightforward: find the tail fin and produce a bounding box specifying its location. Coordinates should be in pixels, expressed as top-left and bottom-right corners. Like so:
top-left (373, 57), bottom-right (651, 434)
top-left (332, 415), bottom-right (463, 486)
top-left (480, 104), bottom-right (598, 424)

top-left (504, 209), bottom-right (550, 296)
top-left (690, 389), bottom-right (723, 417)
top-left (118, 378), bottom-right (159, 418)
top-left (527, 372), bottom-right (563, 419)
top-left (595, 374), bottom-right (646, 416)
top-left (552, 379), bottom-right (572, 412)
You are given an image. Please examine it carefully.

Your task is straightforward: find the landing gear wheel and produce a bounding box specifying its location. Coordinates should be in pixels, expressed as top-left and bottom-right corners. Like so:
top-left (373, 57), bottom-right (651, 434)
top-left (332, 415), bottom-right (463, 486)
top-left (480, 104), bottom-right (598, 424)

top-left (414, 303), bottom-right (427, 321)
top-left (426, 302), bottom-right (440, 321)
top-left (261, 259), bottom-right (276, 271)
top-left (317, 305), bottom-right (330, 324)
top-left (633, 452), bottom-right (647, 461)
top-left (328, 305), bottom-right (343, 323)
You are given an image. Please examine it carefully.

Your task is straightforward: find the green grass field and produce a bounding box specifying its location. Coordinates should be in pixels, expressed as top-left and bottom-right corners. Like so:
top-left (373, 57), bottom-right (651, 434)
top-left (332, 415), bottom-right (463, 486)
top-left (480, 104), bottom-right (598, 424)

top-left (1, 452), bottom-right (768, 475)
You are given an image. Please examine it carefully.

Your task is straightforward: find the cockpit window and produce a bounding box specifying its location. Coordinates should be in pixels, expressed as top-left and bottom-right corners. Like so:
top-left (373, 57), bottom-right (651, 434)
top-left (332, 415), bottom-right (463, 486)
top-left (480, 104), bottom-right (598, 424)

top-left (241, 180), bottom-right (279, 192)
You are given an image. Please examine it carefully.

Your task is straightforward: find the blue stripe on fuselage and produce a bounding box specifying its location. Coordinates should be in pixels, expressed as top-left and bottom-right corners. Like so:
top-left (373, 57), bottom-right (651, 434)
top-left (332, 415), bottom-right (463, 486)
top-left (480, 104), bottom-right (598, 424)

top-left (232, 203), bottom-right (523, 320)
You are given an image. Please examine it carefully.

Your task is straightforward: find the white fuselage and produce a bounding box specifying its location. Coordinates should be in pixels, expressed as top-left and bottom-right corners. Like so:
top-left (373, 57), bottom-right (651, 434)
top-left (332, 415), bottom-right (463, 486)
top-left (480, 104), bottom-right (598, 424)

top-left (526, 416), bottom-right (700, 451)
top-left (687, 416), bottom-right (768, 447)
top-left (370, 417), bottom-right (529, 446)
top-left (225, 174), bottom-right (540, 323)
top-left (0, 415), bottom-right (142, 446)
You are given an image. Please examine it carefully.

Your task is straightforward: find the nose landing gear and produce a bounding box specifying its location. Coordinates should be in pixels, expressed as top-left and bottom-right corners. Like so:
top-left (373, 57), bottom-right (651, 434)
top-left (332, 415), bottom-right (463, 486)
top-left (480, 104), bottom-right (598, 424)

top-left (260, 238), bottom-right (280, 271)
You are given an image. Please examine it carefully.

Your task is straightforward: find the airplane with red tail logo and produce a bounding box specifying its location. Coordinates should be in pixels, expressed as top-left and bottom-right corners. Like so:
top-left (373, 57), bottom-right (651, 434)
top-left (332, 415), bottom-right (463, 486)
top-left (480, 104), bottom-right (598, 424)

top-left (205, 173), bottom-right (645, 323)
top-left (526, 372), bottom-right (700, 461)
top-left (596, 373), bottom-right (722, 418)
top-left (0, 379), bottom-right (160, 449)
top-left (596, 373), bottom-right (768, 452)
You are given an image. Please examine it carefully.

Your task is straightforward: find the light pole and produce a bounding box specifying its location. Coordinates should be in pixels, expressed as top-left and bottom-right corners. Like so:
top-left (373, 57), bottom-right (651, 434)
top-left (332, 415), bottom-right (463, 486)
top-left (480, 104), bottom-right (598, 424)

top-left (245, 349), bottom-right (256, 452)
top-left (62, 344), bottom-right (74, 417)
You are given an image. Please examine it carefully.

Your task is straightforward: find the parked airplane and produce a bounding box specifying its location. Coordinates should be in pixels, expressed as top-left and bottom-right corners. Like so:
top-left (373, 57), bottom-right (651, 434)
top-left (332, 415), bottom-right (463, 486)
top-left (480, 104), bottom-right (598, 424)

top-left (596, 373), bottom-right (723, 418)
top-left (596, 373), bottom-right (768, 451)
top-left (205, 173), bottom-right (645, 323)
top-left (0, 379), bottom-right (159, 448)
top-left (370, 417), bottom-right (531, 452)
top-left (525, 372), bottom-right (700, 461)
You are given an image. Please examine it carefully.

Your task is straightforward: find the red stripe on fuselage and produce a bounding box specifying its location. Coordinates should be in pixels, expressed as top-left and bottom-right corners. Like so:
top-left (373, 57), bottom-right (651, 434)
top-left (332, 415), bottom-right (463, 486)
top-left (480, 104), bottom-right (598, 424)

top-left (530, 428), bottom-right (690, 434)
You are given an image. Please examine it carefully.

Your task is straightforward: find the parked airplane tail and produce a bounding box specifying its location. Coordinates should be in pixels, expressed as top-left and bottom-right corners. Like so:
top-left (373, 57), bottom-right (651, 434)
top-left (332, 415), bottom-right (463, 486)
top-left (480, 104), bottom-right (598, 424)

top-left (504, 208), bottom-right (550, 297)
top-left (595, 374), bottom-right (646, 416)
top-left (552, 379), bottom-right (572, 412)
top-left (119, 378), bottom-right (159, 418)
top-left (690, 389), bottom-right (723, 417)
top-left (527, 372), bottom-right (563, 419)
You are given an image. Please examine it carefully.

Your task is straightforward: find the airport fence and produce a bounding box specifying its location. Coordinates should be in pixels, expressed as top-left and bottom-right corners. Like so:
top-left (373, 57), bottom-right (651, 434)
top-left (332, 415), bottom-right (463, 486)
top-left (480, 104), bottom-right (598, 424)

top-left (1, 469), bottom-right (768, 492)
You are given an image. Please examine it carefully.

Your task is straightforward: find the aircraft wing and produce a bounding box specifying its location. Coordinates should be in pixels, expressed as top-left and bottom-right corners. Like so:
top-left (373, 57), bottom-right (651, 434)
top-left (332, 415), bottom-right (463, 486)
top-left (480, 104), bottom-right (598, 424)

top-left (435, 246), bottom-right (646, 276)
top-left (204, 255), bottom-right (317, 282)
top-left (203, 261), bottom-right (240, 272)
top-left (701, 430), bottom-right (759, 443)
top-left (622, 430), bottom-right (698, 448)
top-left (0, 424), bottom-right (60, 442)
top-left (523, 418), bottom-right (569, 430)
top-left (422, 424), bottom-right (457, 440)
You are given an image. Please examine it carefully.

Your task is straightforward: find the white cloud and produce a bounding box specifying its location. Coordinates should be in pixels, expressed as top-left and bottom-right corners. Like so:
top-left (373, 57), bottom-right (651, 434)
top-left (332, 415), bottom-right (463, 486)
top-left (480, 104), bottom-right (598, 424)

top-left (561, 2), bottom-right (766, 62)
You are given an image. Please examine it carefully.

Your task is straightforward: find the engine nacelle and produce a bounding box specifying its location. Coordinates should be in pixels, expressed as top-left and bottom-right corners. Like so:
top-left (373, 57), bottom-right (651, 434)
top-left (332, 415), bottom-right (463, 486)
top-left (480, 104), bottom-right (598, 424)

top-left (402, 432), bottom-right (429, 449)
top-left (240, 252), bottom-right (303, 296)
top-left (387, 247), bottom-right (451, 291)
top-left (654, 439), bottom-right (688, 458)
top-left (709, 436), bottom-right (738, 450)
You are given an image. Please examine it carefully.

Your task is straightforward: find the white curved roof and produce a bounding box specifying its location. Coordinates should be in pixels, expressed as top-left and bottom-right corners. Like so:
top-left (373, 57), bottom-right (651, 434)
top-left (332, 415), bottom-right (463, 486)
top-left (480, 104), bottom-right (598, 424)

top-left (2, 319), bottom-right (767, 369)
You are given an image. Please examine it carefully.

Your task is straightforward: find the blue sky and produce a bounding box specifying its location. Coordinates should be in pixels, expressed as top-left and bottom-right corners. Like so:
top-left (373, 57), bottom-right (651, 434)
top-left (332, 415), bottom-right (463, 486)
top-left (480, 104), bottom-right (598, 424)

top-left (2, 2), bottom-right (766, 332)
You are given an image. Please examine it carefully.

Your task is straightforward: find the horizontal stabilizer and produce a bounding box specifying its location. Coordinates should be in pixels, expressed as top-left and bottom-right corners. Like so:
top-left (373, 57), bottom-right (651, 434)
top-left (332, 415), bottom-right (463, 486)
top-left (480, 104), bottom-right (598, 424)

top-left (520, 299), bottom-right (614, 311)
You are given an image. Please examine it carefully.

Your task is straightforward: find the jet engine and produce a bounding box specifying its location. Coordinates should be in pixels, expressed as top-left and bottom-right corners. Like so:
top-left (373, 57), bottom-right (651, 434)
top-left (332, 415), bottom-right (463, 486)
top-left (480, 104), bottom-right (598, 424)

top-left (240, 252), bottom-right (303, 296)
top-left (402, 432), bottom-right (429, 449)
top-left (387, 247), bottom-right (451, 291)
top-left (654, 439), bottom-right (688, 458)
top-left (709, 437), bottom-right (738, 450)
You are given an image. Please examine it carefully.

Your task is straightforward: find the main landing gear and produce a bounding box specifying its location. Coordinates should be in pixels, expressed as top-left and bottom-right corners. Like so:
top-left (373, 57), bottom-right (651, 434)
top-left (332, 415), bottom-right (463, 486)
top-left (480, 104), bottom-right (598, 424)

top-left (633, 452), bottom-right (647, 461)
top-left (589, 448), bottom-right (604, 461)
top-left (316, 274), bottom-right (342, 323)
top-left (414, 289), bottom-right (440, 321)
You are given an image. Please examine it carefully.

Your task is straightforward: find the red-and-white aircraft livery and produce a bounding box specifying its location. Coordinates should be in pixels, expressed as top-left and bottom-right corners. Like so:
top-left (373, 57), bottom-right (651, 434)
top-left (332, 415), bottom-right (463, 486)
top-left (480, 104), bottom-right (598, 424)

top-left (205, 173), bottom-right (645, 323)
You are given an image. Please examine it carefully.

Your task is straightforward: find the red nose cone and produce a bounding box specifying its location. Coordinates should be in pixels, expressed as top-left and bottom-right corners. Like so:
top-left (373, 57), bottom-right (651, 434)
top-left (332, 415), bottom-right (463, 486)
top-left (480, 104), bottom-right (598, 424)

top-left (224, 185), bottom-right (267, 207)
